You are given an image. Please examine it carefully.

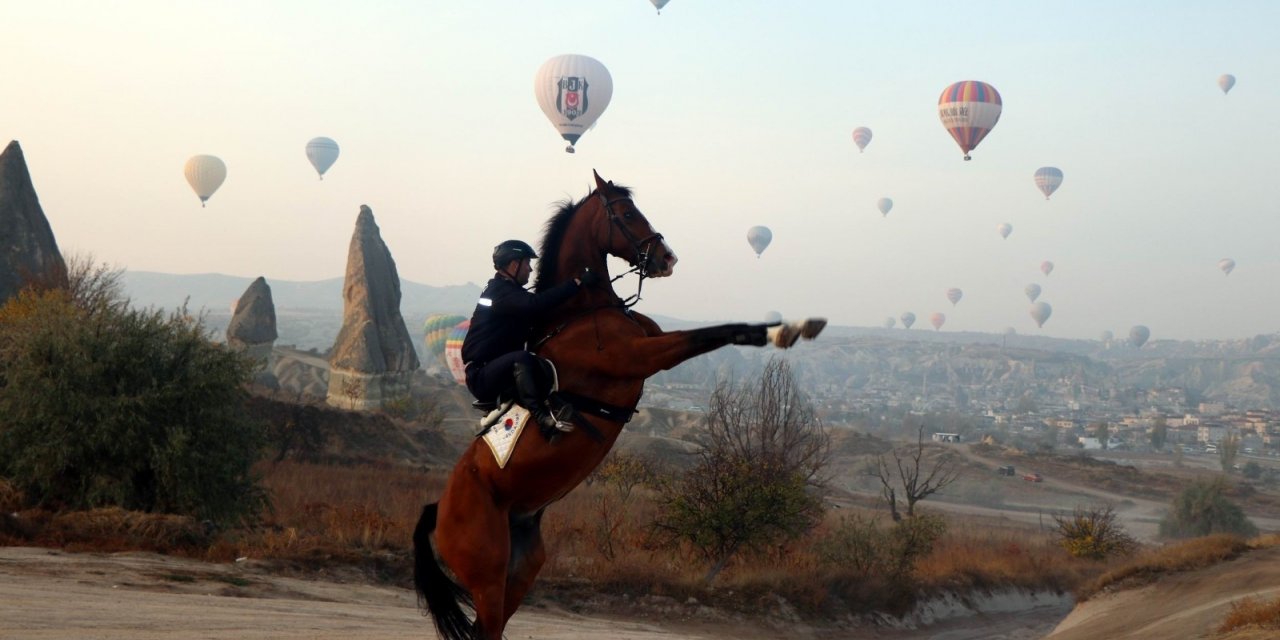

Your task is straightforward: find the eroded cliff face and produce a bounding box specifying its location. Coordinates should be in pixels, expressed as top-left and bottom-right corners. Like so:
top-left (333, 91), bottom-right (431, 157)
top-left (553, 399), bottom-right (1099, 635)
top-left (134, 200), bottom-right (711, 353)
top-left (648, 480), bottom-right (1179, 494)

top-left (0, 141), bottom-right (64, 303)
top-left (228, 276), bottom-right (279, 389)
top-left (326, 205), bottom-right (418, 410)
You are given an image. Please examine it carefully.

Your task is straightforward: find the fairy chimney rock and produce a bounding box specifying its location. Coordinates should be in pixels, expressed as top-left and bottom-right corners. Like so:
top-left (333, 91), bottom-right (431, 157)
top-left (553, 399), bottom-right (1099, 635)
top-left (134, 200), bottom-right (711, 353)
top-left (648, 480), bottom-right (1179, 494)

top-left (0, 141), bottom-right (66, 304)
top-left (326, 205), bottom-right (420, 410)
top-left (227, 276), bottom-right (279, 388)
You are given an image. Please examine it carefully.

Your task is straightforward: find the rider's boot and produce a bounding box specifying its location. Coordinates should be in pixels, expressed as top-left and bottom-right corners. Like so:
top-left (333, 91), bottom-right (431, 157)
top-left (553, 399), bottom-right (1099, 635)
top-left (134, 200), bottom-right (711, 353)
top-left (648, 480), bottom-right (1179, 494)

top-left (513, 362), bottom-right (573, 435)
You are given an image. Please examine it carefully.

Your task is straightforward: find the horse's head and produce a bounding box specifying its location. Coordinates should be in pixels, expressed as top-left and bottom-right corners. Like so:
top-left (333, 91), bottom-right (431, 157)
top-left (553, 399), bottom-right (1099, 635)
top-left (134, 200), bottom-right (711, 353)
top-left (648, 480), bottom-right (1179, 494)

top-left (590, 170), bottom-right (678, 278)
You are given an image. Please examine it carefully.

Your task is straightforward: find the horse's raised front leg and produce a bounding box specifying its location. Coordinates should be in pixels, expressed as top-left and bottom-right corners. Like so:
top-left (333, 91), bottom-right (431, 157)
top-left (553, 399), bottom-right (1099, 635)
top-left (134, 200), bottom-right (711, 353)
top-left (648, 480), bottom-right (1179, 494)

top-left (594, 323), bottom-right (768, 379)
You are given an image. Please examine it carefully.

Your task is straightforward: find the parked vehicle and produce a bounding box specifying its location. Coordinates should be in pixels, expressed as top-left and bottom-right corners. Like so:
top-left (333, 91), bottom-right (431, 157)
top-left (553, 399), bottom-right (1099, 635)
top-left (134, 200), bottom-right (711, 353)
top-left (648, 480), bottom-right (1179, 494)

top-left (997, 465), bottom-right (1016, 477)
top-left (1022, 472), bottom-right (1043, 483)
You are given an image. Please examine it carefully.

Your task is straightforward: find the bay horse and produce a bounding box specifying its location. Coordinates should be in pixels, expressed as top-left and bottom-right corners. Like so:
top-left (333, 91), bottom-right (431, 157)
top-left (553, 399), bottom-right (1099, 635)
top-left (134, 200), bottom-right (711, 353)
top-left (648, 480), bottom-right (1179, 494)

top-left (413, 170), bottom-right (824, 639)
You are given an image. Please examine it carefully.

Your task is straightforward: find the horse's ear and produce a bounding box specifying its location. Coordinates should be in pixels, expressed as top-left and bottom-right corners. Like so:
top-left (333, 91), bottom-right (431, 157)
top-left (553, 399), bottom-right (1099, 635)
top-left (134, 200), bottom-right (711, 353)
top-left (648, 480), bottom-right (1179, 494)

top-left (592, 169), bottom-right (608, 192)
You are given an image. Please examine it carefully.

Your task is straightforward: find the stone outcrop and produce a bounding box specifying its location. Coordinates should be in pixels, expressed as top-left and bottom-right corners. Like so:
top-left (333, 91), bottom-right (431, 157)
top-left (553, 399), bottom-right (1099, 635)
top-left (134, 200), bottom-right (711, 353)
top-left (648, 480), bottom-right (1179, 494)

top-left (326, 205), bottom-right (419, 410)
top-left (0, 141), bottom-right (65, 304)
top-left (228, 276), bottom-right (279, 389)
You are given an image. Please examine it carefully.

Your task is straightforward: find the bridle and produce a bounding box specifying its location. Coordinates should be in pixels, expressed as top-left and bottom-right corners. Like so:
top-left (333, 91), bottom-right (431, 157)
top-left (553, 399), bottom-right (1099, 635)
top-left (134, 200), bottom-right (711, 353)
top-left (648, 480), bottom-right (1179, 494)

top-left (599, 192), bottom-right (664, 306)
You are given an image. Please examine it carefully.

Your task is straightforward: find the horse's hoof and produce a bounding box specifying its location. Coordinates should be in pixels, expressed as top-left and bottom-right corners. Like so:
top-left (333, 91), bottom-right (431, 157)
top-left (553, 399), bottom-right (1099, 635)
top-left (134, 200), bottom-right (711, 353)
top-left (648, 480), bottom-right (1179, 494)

top-left (767, 322), bottom-right (802, 348)
top-left (800, 318), bottom-right (827, 340)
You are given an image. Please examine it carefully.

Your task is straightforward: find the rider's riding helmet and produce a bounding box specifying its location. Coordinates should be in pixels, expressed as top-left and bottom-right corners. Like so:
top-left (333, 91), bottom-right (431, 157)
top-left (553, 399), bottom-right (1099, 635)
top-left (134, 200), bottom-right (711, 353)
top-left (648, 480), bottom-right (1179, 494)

top-left (492, 239), bottom-right (538, 270)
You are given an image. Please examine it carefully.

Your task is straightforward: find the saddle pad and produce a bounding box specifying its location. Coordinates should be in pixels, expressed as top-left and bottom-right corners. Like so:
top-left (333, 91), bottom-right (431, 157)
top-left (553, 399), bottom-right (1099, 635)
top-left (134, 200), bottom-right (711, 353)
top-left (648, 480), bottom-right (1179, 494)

top-left (482, 405), bottom-right (531, 469)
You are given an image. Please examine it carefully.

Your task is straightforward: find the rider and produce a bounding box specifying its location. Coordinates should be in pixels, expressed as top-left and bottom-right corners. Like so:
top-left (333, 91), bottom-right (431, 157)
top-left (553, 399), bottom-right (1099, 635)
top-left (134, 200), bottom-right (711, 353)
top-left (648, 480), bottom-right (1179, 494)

top-left (461, 240), bottom-right (595, 434)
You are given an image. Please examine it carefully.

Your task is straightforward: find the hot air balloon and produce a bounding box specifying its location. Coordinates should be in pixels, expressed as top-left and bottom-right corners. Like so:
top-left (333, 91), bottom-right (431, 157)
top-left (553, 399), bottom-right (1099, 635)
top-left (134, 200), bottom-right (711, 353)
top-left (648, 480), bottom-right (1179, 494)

top-left (650, 0), bottom-right (670, 13)
top-left (1129, 325), bottom-right (1150, 348)
top-left (424, 313), bottom-right (467, 362)
top-left (305, 137), bottom-right (340, 180)
top-left (852, 127), bottom-right (873, 153)
top-left (946, 288), bottom-right (963, 306)
top-left (443, 319), bottom-right (471, 384)
top-left (1034, 167), bottom-right (1063, 199)
top-left (938, 81), bottom-right (1002, 160)
top-left (1219, 258), bottom-right (1236, 276)
top-left (764, 310), bottom-right (782, 325)
top-left (929, 312), bottom-right (946, 331)
top-left (1004, 327), bottom-right (1017, 336)
top-left (1025, 283), bottom-right (1041, 302)
top-left (747, 225), bottom-right (772, 257)
top-left (997, 223), bottom-right (1012, 239)
top-left (1099, 330), bottom-right (1114, 342)
top-left (534, 54), bottom-right (613, 153)
top-left (877, 197), bottom-right (893, 217)
top-left (1219, 74), bottom-right (1236, 95)
top-left (1041, 261), bottom-right (1054, 277)
top-left (883, 317), bottom-right (896, 329)
top-left (900, 312), bottom-right (916, 329)
top-left (183, 155), bottom-right (226, 207)
top-left (1029, 301), bottom-right (1052, 328)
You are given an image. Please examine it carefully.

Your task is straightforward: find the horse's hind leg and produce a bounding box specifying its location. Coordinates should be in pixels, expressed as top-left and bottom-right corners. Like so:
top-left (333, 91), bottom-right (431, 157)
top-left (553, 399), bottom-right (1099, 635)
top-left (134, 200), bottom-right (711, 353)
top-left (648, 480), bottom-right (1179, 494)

top-left (436, 484), bottom-right (510, 639)
top-left (503, 510), bottom-right (548, 627)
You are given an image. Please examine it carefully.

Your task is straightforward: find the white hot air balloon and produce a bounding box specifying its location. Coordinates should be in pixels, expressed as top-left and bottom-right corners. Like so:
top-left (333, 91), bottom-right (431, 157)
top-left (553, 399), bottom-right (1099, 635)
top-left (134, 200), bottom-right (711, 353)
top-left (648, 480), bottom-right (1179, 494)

top-left (900, 312), bottom-right (916, 329)
top-left (184, 155), bottom-right (226, 207)
top-left (997, 222), bottom-right (1012, 239)
top-left (534, 54), bottom-right (613, 153)
top-left (650, 0), bottom-right (670, 13)
top-left (883, 317), bottom-right (896, 329)
top-left (946, 288), bottom-right (963, 306)
top-left (746, 225), bottom-right (772, 257)
top-left (852, 127), bottom-right (873, 152)
top-left (1219, 74), bottom-right (1236, 95)
top-left (1130, 325), bottom-right (1150, 348)
top-left (1040, 260), bottom-right (1055, 277)
top-left (1034, 167), bottom-right (1064, 199)
top-left (305, 137), bottom-right (340, 180)
top-left (929, 312), bottom-right (946, 331)
top-left (1025, 283), bottom-right (1041, 302)
top-left (1029, 301), bottom-right (1052, 328)
top-left (1218, 258), bottom-right (1236, 276)
top-left (877, 197), bottom-right (893, 217)
top-left (764, 310), bottom-right (782, 325)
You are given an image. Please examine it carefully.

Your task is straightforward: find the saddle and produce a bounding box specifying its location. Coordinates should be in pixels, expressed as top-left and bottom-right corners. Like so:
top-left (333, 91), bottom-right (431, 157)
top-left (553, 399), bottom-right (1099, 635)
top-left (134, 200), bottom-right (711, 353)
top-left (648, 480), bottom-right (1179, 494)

top-left (472, 359), bottom-right (561, 434)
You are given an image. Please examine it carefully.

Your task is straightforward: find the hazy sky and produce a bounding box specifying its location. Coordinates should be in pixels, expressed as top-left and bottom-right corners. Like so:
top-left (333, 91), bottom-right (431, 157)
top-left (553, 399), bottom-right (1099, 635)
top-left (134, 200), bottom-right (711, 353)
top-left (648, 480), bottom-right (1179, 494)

top-left (4, 2), bottom-right (1279, 341)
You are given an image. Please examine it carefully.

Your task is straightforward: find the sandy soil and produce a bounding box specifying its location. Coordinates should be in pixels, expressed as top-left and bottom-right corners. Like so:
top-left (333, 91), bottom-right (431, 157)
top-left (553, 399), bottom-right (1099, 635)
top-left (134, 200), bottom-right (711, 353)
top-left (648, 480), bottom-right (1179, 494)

top-left (0, 546), bottom-right (1070, 640)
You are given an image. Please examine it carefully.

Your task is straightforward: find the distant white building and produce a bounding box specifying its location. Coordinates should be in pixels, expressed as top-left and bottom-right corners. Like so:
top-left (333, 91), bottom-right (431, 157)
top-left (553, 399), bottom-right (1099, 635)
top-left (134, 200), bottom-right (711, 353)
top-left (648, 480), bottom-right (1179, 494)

top-left (1078, 437), bottom-right (1104, 450)
top-left (931, 432), bottom-right (962, 443)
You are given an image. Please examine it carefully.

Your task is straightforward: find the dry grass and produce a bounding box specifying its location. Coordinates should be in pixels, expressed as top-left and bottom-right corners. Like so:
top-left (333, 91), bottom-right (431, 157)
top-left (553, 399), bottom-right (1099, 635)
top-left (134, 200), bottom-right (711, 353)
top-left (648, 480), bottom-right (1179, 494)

top-left (1077, 534), bottom-right (1251, 601)
top-left (1218, 595), bottom-right (1280, 634)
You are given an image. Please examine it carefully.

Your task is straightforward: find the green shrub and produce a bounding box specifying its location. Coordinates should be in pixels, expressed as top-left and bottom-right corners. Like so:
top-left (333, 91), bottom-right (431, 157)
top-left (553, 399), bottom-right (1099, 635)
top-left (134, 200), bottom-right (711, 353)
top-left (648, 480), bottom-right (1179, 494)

top-left (0, 287), bottom-right (266, 525)
top-left (1159, 477), bottom-right (1257, 539)
top-left (1054, 505), bottom-right (1136, 560)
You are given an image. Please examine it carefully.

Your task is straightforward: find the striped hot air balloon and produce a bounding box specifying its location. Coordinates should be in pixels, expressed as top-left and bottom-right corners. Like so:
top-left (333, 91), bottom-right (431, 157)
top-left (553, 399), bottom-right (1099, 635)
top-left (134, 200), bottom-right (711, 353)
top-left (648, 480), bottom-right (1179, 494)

top-left (1034, 167), bottom-right (1064, 199)
top-left (443, 319), bottom-right (471, 385)
top-left (852, 127), bottom-right (873, 152)
top-left (423, 313), bottom-right (466, 363)
top-left (938, 81), bottom-right (1002, 161)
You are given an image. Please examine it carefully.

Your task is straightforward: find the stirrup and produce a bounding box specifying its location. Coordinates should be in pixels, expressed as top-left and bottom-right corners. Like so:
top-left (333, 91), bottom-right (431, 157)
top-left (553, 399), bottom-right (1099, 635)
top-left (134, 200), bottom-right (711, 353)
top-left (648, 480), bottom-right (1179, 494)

top-left (550, 404), bottom-right (575, 433)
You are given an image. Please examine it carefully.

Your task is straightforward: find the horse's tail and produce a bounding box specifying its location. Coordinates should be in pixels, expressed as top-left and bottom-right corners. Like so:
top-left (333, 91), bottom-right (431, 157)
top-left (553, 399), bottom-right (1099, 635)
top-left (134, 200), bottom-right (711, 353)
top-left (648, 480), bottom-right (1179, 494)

top-left (413, 502), bottom-right (475, 640)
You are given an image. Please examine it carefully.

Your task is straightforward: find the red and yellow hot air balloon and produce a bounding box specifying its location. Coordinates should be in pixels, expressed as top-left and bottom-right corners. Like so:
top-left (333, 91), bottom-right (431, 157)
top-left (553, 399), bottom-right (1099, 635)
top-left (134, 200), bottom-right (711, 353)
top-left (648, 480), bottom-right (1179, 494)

top-left (938, 81), bottom-right (1002, 161)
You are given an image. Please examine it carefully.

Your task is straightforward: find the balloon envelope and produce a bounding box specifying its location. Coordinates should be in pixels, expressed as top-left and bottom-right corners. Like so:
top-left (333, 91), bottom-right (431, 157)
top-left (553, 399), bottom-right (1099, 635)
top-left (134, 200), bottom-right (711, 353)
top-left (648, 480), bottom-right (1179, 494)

top-left (1041, 261), bottom-right (1054, 277)
top-left (883, 317), bottom-right (896, 329)
top-left (852, 127), bottom-right (873, 152)
top-left (650, 0), bottom-right (670, 11)
top-left (1034, 167), bottom-right (1063, 199)
top-left (424, 313), bottom-right (467, 362)
top-left (1219, 258), bottom-right (1236, 275)
top-left (1219, 74), bottom-right (1236, 94)
top-left (1129, 325), bottom-right (1150, 348)
top-left (938, 81), bottom-right (1002, 160)
top-left (946, 288), bottom-right (963, 306)
top-left (1025, 283), bottom-right (1041, 302)
top-left (997, 222), bottom-right (1012, 239)
top-left (900, 312), bottom-right (916, 329)
top-left (305, 137), bottom-right (340, 179)
top-left (443, 320), bottom-right (471, 385)
top-left (929, 312), bottom-right (946, 331)
top-left (534, 54), bottom-right (613, 152)
top-left (746, 225), bottom-right (772, 256)
top-left (183, 155), bottom-right (226, 206)
top-left (877, 197), bottom-right (893, 217)
top-left (1029, 301), bottom-right (1052, 328)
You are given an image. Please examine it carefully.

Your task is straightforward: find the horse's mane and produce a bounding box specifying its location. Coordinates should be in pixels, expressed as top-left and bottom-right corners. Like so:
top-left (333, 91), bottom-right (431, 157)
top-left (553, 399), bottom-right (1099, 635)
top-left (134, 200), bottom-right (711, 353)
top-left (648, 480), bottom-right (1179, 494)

top-left (533, 184), bottom-right (631, 292)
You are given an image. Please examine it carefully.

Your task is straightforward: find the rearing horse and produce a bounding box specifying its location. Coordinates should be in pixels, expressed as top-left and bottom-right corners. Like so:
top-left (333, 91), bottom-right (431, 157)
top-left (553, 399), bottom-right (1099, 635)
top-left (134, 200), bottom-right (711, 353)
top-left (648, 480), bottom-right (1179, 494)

top-left (413, 171), bottom-right (823, 640)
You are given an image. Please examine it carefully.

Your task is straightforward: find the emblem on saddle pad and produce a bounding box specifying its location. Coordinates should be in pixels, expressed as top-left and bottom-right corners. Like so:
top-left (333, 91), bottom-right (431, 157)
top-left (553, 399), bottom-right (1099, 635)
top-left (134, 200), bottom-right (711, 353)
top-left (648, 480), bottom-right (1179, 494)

top-left (482, 405), bottom-right (531, 469)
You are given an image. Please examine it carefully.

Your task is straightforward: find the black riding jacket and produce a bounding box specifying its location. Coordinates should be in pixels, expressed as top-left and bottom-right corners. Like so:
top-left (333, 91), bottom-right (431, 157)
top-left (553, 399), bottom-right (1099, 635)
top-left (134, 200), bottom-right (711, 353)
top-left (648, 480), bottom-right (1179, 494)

top-left (460, 274), bottom-right (580, 367)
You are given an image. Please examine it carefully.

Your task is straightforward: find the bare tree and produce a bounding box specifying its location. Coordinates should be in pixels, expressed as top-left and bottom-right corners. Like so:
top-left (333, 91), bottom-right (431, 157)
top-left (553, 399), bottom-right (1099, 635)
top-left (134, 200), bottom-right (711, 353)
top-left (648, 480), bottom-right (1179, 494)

top-left (872, 423), bottom-right (959, 521)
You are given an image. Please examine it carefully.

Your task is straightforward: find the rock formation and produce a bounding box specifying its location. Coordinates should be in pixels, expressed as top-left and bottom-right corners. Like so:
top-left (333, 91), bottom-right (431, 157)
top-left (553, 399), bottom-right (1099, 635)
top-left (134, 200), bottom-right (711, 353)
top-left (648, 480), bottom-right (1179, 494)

top-left (326, 205), bottom-right (419, 410)
top-left (228, 276), bottom-right (279, 389)
top-left (0, 141), bottom-right (65, 304)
